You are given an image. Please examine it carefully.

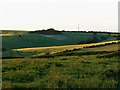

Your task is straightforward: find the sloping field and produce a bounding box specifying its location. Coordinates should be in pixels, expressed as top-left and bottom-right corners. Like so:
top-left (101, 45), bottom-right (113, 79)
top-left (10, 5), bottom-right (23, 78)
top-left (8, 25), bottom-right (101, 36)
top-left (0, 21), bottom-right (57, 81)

top-left (2, 30), bottom-right (117, 49)
top-left (16, 40), bottom-right (119, 52)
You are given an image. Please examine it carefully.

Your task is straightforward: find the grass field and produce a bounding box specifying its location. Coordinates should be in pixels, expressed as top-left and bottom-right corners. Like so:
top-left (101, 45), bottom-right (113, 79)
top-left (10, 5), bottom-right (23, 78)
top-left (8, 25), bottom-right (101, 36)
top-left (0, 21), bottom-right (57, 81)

top-left (1, 30), bottom-right (120, 89)
top-left (2, 43), bottom-right (120, 88)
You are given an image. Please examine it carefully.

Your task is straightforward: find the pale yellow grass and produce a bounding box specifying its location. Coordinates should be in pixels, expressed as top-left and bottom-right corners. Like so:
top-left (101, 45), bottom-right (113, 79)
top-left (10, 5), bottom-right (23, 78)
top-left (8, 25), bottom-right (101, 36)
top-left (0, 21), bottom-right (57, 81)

top-left (15, 40), bottom-right (120, 53)
top-left (87, 44), bottom-right (119, 51)
top-left (0, 33), bottom-right (13, 36)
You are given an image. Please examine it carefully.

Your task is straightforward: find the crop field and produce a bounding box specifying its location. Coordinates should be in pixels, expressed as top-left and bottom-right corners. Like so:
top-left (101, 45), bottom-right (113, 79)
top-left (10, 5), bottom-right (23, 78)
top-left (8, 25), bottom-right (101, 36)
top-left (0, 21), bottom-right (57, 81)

top-left (1, 30), bottom-right (120, 89)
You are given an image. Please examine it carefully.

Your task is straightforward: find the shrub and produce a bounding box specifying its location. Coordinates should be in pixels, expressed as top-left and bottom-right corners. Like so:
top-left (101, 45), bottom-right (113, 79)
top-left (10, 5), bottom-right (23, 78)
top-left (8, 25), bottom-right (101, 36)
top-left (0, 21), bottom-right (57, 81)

top-left (72, 48), bottom-right (80, 51)
top-left (31, 53), bottom-right (55, 58)
top-left (35, 67), bottom-right (47, 77)
top-left (60, 58), bottom-right (68, 60)
top-left (45, 62), bottom-right (53, 69)
top-left (97, 51), bottom-right (119, 58)
top-left (100, 69), bottom-right (120, 80)
top-left (57, 80), bottom-right (64, 87)
top-left (55, 62), bottom-right (63, 67)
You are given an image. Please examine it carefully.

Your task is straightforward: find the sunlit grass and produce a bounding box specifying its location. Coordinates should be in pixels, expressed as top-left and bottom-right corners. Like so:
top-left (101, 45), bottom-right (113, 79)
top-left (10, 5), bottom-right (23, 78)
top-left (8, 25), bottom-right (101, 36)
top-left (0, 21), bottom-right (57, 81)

top-left (2, 43), bottom-right (119, 88)
top-left (0, 33), bottom-right (13, 36)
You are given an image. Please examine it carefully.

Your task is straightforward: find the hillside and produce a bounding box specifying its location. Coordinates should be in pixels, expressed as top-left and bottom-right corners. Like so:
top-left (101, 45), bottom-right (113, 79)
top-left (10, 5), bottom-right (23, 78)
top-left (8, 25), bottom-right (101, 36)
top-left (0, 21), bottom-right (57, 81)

top-left (2, 33), bottom-right (119, 59)
top-left (1, 30), bottom-right (118, 50)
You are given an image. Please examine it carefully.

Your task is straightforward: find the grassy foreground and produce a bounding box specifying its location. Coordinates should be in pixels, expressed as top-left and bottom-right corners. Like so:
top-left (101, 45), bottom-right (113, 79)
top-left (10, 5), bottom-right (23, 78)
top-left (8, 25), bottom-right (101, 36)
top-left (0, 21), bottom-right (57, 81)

top-left (2, 43), bottom-right (120, 88)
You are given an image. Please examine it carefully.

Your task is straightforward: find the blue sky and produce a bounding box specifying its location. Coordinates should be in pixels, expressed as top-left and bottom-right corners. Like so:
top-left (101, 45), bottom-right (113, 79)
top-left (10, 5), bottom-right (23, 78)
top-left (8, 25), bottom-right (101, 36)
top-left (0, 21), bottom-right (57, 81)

top-left (0, 0), bottom-right (119, 32)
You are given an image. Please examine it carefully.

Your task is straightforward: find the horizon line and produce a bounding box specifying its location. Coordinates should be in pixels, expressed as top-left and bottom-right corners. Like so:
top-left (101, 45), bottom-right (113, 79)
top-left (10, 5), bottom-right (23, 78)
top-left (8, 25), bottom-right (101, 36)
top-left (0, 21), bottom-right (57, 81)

top-left (0, 29), bottom-right (119, 33)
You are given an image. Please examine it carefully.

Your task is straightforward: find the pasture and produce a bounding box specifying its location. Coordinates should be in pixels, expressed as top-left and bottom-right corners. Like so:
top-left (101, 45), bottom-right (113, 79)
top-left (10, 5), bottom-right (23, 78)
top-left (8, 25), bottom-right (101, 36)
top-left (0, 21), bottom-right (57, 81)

top-left (1, 30), bottom-right (120, 88)
top-left (2, 43), bottom-right (120, 88)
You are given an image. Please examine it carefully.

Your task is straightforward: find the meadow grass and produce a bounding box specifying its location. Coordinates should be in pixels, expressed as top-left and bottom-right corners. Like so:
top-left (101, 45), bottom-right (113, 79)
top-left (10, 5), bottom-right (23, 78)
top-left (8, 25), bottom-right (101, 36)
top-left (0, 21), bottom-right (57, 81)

top-left (2, 43), bottom-right (119, 88)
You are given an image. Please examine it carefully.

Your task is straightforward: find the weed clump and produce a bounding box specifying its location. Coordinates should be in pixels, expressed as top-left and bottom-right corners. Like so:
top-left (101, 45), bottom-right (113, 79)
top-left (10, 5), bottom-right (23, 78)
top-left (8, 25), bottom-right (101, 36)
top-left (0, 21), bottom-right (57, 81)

top-left (60, 58), bottom-right (68, 60)
top-left (97, 51), bottom-right (119, 58)
top-left (31, 53), bottom-right (55, 58)
top-left (100, 69), bottom-right (120, 80)
top-left (55, 62), bottom-right (64, 67)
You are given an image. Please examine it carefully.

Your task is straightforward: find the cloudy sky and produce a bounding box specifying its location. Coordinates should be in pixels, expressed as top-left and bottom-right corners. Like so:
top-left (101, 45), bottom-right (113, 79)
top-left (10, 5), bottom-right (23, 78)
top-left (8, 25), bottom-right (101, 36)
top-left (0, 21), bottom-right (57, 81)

top-left (0, 0), bottom-right (119, 32)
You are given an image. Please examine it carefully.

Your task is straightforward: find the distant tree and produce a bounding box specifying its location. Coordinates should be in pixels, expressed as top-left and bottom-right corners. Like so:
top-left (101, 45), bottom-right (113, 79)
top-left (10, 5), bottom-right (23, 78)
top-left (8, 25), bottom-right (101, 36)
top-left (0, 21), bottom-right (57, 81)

top-left (29, 28), bottom-right (62, 35)
top-left (47, 28), bottom-right (55, 31)
top-left (61, 30), bottom-right (66, 32)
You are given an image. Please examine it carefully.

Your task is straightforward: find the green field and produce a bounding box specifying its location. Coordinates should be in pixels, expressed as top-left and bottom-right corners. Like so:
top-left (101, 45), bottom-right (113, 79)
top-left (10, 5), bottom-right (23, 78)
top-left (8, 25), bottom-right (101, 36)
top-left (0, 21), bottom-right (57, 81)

top-left (1, 30), bottom-right (120, 89)
top-left (1, 30), bottom-right (117, 50)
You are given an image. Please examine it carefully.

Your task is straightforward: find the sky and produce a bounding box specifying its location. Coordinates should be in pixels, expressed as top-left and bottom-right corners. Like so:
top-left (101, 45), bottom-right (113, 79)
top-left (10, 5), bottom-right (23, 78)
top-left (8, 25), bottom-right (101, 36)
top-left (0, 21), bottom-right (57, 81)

top-left (0, 0), bottom-right (119, 32)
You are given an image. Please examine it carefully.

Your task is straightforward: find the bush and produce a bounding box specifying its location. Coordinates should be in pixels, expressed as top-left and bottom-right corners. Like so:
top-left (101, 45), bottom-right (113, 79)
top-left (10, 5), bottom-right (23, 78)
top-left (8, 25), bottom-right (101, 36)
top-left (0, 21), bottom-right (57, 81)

top-left (55, 62), bottom-right (63, 67)
top-left (57, 80), bottom-right (64, 87)
top-left (35, 67), bottom-right (47, 77)
top-left (97, 51), bottom-right (119, 58)
top-left (72, 48), bottom-right (80, 51)
top-left (100, 69), bottom-right (120, 80)
top-left (31, 53), bottom-right (55, 58)
top-left (60, 58), bottom-right (68, 60)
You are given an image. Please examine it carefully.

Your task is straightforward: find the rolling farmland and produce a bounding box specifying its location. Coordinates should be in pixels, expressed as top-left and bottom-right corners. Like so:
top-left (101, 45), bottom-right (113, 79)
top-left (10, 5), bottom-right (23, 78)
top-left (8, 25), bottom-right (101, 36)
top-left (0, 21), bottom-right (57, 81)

top-left (1, 30), bottom-right (120, 88)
